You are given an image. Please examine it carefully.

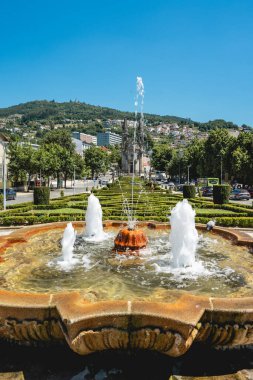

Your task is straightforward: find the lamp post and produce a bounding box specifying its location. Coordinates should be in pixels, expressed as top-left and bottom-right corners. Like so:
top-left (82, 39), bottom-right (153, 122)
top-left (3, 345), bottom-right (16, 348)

top-left (0, 137), bottom-right (9, 211)
top-left (178, 149), bottom-right (183, 184)
top-left (73, 166), bottom-right (76, 195)
top-left (219, 151), bottom-right (224, 185)
top-left (220, 156), bottom-right (223, 185)
top-left (187, 165), bottom-right (191, 185)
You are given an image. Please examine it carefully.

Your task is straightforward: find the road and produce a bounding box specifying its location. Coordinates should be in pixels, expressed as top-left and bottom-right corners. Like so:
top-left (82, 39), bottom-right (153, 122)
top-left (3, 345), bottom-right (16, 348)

top-left (7, 179), bottom-right (101, 206)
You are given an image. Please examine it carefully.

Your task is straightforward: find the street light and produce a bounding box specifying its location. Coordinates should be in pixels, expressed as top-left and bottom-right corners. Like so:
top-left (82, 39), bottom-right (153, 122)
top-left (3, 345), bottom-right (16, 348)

top-left (0, 135), bottom-right (9, 211)
top-left (178, 149), bottom-right (183, 184)
top-left (73, 166), bottom-right (76, 195)
top-left (220, 156), bottom-right (223, 185)
top-left (187, 165), bottom-right (191, 185)
top-left (219, 151), bottom-right (224, 185)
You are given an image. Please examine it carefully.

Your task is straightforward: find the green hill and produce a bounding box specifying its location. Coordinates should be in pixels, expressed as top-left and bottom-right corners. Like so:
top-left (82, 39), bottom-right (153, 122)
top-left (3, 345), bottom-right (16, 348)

top-left (0, 100), bottom-right (243, 133)
top-left (0, 100), bottom-right (188, 124)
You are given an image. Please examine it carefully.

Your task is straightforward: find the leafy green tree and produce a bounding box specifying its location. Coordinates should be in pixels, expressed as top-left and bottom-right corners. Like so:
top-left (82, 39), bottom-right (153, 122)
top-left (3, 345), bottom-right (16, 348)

top-left (203, 129), bottom-right (233, 178)
top-left (7, 142), bottom-right (38, 188)
top-left (230, 132), bottom-right (253, 184)
top-left (84, 146), bottom-right (110, 178)
top-left (184, 139), bottom-right (205, 179)
top-left (166, 149), bottom-right (188, 180)
top-left (151, 144), bottom-right (173, 173)
top-left (42, 129), bottom-right (75, 152)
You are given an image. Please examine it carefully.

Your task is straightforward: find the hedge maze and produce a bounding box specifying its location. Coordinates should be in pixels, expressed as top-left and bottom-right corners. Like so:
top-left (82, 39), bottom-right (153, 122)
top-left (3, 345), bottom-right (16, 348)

top-left (1, 178), bottom-right (252, 227)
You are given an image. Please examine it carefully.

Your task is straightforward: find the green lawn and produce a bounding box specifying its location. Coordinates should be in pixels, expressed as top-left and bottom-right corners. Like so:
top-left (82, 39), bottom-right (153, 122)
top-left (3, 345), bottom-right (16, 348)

top-left (29, 208), bottom-right (84, 215)
top-left (195, 208), bottom-right (237, 215)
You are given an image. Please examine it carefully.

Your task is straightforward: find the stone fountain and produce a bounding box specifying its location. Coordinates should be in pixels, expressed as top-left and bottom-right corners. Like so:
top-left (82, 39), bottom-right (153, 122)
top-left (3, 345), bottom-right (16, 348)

top-left (0, 196), bottom-right (252, 360)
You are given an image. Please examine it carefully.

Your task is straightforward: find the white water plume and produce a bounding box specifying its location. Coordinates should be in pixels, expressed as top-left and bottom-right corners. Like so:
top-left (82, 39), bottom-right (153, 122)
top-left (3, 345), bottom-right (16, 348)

top-left (84, 193), bottom-right (108, 241)
top-left (130, 76), bottom-right (145, 228)
top-left (54, 222), bottom-right (78, 269)
top-left (169, 199), bottom-right (199, 268)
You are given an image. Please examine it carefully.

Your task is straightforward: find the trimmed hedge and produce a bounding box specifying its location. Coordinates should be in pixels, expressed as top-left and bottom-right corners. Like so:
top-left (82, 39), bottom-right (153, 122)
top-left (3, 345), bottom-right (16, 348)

top-left (34, 187), bottom-right (50, 205)
top-left (183, 185), bottom-right (196, 199)
top-left (213, 185), bottom-right (231, 204)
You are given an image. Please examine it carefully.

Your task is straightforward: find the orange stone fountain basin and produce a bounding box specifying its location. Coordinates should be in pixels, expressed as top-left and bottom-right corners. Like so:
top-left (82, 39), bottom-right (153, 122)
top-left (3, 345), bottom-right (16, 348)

top-left (0, 221), bottom-right (252, 357)
top-left (113, 227), bottom-right (148, 254)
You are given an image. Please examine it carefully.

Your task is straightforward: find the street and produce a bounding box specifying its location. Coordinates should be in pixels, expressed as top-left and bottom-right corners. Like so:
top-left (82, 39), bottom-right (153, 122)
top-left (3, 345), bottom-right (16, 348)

top-left (7, 180), bottom-right (100, 206)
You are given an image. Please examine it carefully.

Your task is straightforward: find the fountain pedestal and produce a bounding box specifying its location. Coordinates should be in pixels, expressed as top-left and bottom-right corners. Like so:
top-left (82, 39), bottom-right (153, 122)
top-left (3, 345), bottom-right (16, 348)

top-left (114, 228), bottom-right (148, 254)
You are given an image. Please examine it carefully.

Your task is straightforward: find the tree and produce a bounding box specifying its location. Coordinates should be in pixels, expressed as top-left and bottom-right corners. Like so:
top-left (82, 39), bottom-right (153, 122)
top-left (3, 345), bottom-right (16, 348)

top-left (230, 132), bottom-right (253, 184)
top-left (42, 129), bottom-right (75, 152)
top-left (184, 139), bottom-right (205, 179)
top-left (84, 147), bottom-right (110, 178)
top-left (203, 129), bottom-right (233, 178)
top-left (41, 129), bottom-right (80, 188)
top-left (151, 144), bottom-right (173, 173)
top-left (7, 142), bottom-right (38, 188)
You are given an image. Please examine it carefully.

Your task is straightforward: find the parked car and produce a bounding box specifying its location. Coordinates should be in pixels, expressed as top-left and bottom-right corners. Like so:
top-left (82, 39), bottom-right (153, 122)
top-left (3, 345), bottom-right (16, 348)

top-left (176, 184), bottom-right (184, 192)
top-left (202, 186), bottom-right (213, 197)
top-left (229, 189), bottom-right (250, 200)
top-left (248, 188), bottom-right (253, 198)
top-left (0, 188), bottom-right (17, 200)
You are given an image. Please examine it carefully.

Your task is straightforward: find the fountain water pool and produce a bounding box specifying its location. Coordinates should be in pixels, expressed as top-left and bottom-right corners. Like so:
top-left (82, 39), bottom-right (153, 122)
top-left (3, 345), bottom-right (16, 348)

top-left (0, 222), bottom-right (251, 300)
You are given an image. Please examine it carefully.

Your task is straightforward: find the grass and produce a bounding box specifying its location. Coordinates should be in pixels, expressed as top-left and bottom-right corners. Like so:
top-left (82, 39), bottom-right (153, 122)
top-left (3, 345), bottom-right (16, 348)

top-left (29, 208), bottom-right (84, 215)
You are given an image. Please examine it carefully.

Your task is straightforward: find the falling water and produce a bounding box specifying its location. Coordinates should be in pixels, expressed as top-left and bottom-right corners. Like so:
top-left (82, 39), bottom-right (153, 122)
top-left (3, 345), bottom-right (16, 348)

top-left (84, 193), bottom-right (108, 241)
top-left (169, 199), bottom-right (199, 268)
top-left (58, 222), bottom-right (76, 266)
top-left (129, 76), bottom-right (145, 229)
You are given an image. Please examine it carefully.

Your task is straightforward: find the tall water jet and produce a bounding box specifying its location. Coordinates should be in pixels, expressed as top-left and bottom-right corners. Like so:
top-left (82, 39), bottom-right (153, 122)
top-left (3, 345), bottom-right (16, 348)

top-left (60, 222), bottom-right (76, 263)
top-left (84, 193), bottom-right (107, 241)
top-left (114, 77), bottom-right (148, 254)
top-left (169, 199), bottom-right (198, 268)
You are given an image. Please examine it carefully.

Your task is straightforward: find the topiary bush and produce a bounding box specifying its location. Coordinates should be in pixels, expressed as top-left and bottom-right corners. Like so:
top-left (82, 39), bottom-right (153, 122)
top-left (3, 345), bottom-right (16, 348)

top-left (183, 185), bottom-right (196, 199)
top-left (213, 185), bottom-right (231, 204)
top-left (0, 194), bottom-right (3, 210)
top-left (33, 186), bottom-right (50, 205)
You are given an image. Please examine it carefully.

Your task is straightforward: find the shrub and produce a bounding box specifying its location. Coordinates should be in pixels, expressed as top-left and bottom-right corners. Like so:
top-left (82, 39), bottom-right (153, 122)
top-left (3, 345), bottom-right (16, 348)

top-left (213, 185), bottom-right (231, 204)
top-left (60, 190), bottom-right (64, 198)
top-left (183, 185), bottom-right (196, 199)
top-left (0, 194), bottom-right (3, 210)
top-left (33, 187), bottom-right (50, 205)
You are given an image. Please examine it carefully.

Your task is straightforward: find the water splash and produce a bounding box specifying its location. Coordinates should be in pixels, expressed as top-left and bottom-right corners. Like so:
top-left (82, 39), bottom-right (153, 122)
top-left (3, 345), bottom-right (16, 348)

top-left (169, 199), bottom-right (199, 268)
top-left (61, 222), bottom-right (76, 262)
top-left (84, 193), bottom-right (108, 241)
top-left (54, 222), bottom-right (78, 269)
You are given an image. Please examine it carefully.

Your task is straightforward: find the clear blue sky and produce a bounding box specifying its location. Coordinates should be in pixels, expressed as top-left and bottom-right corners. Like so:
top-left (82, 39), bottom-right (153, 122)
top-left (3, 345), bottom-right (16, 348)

top-left (0, 0), bottom-right (253, 125)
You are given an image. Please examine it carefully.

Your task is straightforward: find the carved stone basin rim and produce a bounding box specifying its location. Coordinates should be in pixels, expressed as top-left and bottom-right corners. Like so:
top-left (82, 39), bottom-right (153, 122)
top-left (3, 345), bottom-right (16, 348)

top-left (0, 221), bottom-right (252, 357)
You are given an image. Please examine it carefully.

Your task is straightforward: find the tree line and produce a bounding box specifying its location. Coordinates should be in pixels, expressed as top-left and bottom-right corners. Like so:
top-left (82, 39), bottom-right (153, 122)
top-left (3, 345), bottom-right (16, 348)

top-left (151, 129), bottom-right (253, 184)
top-left (7, 130), bottom-right (120, 188)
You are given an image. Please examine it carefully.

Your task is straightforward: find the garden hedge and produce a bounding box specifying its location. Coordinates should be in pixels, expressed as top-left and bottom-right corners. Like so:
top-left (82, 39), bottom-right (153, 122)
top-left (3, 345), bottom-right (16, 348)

top-left (213, 185), bottom-right (231, 204)
top-left (33, 187), bottom-right (50, 205)
top-left (183, 185), bottom-right (196, 199)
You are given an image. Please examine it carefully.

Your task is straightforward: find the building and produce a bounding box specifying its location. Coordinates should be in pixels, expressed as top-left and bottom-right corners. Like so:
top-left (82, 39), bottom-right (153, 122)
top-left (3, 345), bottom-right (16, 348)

top-left (72, 132), bottom-right (97, 145)
top-left (121, 118), bottom-right (145, 175)
top-left (72, 131), bottom-right (80, 140)
top-left (80, 133), bottom-right (97, 145)
top-left (97, 131), bottom-right (122, 147)
top-left (72, 138), bottom-right (83, 156)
